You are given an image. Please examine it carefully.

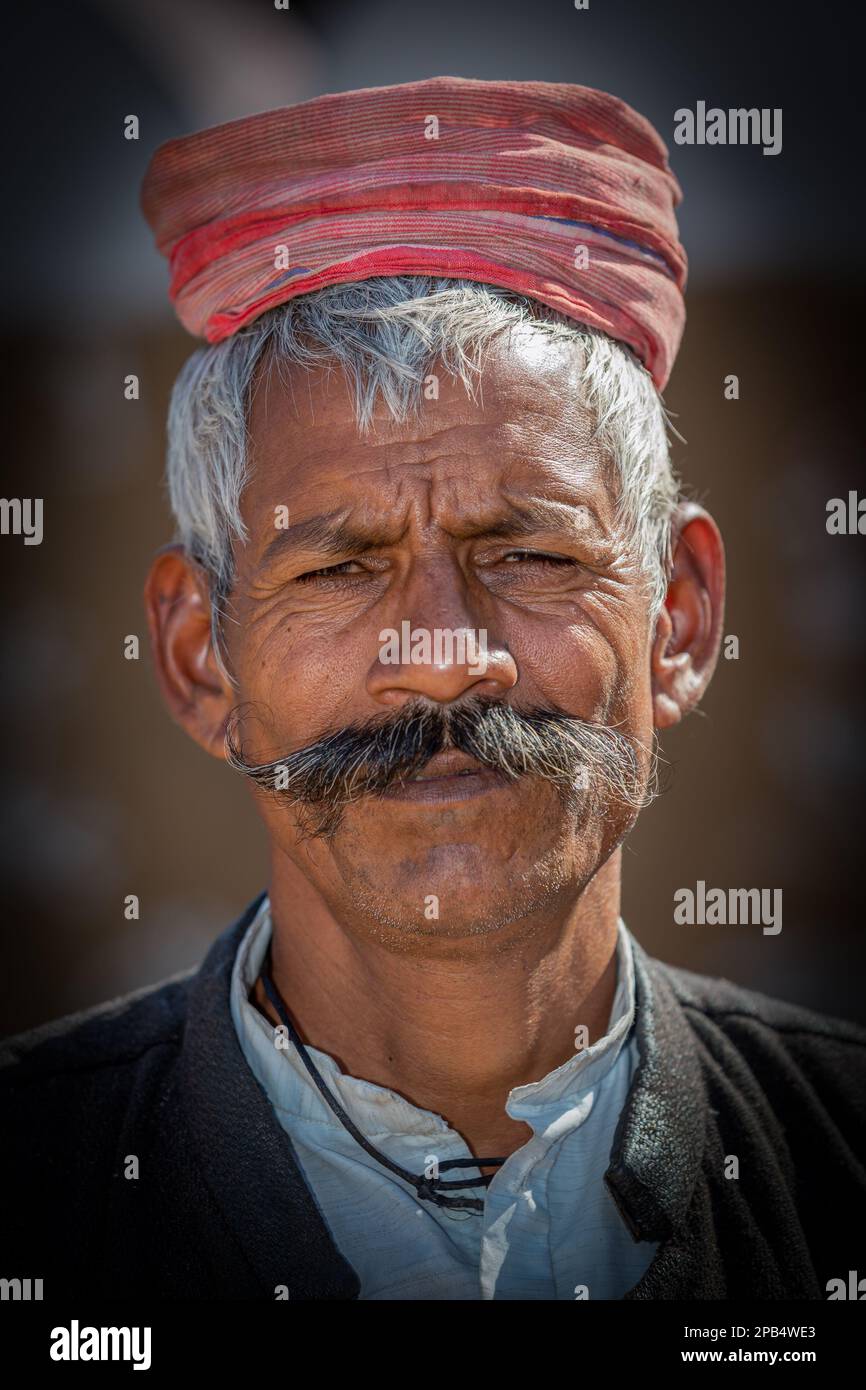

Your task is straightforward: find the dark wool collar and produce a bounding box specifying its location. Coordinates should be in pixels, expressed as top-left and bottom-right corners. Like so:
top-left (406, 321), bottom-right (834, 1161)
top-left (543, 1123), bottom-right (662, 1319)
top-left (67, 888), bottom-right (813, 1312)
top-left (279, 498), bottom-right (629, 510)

top-left (604, 935), bottom-right (707, 1244)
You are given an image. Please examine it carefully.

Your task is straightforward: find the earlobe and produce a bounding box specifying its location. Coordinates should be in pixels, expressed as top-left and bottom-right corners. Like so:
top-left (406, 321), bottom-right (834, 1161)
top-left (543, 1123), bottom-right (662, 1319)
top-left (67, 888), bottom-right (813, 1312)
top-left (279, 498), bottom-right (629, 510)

top-left (651, 505), bottom-right (726, 730)
top-left (143, 546), bottom-right (234, 759)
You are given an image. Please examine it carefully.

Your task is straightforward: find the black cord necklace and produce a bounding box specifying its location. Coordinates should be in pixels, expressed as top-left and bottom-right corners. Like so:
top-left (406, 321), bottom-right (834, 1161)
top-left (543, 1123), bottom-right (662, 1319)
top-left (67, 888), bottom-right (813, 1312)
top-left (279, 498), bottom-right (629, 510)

top-left (259, 948), bottom-right (507, 1213)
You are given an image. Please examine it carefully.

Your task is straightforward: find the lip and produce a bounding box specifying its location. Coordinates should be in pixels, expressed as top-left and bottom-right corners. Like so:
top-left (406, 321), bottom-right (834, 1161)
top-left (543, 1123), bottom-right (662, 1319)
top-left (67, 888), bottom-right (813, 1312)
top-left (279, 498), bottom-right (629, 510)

top-left (381, 754), bottom-right (511, 805)
top-left (406, 750), bottom-right (486, 780)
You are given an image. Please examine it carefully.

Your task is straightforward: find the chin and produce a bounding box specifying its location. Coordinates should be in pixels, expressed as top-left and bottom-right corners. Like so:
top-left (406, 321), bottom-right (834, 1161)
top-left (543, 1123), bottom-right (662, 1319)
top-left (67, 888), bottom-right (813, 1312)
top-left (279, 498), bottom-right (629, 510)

top-left (343, 845), bottom-right (585, 944)
top-left (344, 893), bottom-right (537, 942)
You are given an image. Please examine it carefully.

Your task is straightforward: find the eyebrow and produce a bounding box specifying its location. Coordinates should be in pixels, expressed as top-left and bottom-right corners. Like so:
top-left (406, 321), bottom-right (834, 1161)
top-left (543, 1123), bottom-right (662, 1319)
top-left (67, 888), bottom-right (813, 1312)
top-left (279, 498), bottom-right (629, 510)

top-left (259, 512), bottom-right (398, 567)
top-left (257, 497), bottom-right (604, 569)
top-left (465, 498), bottom-right (602, 541)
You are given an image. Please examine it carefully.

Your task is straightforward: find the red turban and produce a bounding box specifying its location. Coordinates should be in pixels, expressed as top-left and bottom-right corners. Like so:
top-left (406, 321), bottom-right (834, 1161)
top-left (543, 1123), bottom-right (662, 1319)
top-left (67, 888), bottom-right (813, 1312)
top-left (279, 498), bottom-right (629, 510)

top-left (141, 76), bottom-right (687, 390)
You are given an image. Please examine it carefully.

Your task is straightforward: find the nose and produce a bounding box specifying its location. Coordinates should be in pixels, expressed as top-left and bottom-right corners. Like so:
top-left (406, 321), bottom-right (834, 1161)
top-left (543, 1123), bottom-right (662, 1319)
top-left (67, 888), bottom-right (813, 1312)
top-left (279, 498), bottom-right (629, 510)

top-left (367, 619), bottom-right (518, 707)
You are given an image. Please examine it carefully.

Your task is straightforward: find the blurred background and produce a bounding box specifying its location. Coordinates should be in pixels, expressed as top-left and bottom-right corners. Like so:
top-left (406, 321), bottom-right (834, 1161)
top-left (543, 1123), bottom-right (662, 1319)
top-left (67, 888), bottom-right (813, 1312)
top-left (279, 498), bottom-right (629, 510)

top-left (2, 0), bottom-right (864, 1033)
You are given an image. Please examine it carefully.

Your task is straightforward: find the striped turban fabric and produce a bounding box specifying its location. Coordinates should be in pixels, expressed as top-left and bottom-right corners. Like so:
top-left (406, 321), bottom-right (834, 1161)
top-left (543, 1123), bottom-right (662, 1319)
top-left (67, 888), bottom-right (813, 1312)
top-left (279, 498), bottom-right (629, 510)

top-left (141, 76), bottom-right (687, 390)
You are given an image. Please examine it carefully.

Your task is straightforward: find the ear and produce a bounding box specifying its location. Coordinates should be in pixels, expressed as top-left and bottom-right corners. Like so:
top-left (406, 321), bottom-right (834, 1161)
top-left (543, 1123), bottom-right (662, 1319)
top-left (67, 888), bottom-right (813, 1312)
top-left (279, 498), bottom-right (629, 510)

top-left (143, 546), bottom-right (235, 759)
top-left (651, 502), bottom-right (726, 730)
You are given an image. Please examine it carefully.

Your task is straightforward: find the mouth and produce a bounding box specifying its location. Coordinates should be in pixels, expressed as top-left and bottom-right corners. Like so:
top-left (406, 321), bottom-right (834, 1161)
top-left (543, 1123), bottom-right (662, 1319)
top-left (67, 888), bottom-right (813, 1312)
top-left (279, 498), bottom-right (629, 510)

top-left (381, 750), bottom-right (511, 805)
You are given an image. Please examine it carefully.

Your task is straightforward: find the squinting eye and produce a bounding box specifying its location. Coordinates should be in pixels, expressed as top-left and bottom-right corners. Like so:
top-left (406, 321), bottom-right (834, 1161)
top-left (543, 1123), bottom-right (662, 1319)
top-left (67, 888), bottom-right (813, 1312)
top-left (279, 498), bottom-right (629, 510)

top-left (296, 560), bottom-right (363, 582)
top-left (501, 550), bottom-right (575, 567)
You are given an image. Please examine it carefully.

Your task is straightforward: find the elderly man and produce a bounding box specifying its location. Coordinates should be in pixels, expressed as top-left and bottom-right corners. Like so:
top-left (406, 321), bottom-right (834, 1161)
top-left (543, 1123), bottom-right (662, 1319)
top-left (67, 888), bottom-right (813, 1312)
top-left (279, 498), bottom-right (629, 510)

top-left (1, 78), bottom-right (864, 1303)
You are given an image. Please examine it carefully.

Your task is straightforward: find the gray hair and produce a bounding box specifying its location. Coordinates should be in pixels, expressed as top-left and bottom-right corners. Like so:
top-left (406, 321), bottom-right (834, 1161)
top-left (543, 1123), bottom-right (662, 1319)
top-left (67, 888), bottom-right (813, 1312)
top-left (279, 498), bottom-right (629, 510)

top-left (165, 276), bottom-right (681, 671)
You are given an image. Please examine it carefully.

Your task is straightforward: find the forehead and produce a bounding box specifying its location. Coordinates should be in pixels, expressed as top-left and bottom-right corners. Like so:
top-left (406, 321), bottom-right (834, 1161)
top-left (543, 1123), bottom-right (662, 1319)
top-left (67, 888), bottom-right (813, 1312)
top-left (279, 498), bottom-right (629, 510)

top-left (244, 324), bottom-right (617, 523)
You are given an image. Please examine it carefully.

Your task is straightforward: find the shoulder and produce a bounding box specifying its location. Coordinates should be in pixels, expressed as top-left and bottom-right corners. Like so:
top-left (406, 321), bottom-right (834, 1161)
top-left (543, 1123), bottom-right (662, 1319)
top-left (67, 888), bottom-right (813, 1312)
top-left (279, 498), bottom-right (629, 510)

top-left (0, 970), bottom-right (198, 1242)
top-left (0, 969), bottom-right (200, 1286)
top-left (654, 957), bottom-right (866, 1049)
top-left (0, 969), bottom-right (195, 1102)
top-left (0, 896), bottom-right (260, 1127)
top-left (648, 955), bottom-right (866, 1139)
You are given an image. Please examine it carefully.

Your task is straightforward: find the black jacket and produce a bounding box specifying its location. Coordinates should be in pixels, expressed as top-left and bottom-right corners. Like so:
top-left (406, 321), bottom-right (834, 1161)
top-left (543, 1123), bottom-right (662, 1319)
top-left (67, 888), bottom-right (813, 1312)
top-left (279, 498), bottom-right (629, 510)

top-left (2, 892), bottom-right (865, 1300)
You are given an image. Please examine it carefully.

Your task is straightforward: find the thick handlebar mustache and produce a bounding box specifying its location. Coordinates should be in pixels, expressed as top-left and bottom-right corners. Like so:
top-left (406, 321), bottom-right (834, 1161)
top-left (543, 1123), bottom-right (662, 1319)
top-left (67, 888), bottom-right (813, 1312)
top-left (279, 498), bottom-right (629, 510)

top-left (225, 696), bottom-right (658, 840)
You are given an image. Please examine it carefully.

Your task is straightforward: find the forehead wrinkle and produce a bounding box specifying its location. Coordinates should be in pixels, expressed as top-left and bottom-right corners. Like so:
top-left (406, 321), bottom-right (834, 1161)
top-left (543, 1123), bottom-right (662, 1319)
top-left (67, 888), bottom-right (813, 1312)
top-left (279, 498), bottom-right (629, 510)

top-left (252, 342), bottom-right (600, 484)
top-left (247, 354), bottom-right (617, 562)
top-left (267, 409), bottom-right (604, 504)
top-left (248, 453), bottom-right (616, 569)
top-left (256, 487), bottom-right (612, 573)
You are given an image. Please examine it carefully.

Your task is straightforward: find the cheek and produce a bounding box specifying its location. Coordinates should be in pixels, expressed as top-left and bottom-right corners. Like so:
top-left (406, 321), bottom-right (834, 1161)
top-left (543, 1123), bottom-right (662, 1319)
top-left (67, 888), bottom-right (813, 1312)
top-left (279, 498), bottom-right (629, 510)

top-left (508, 611), bottom-right (632, 725)
top-left (229, 607), bottom-right (376, 743)
top-left (610, 626), bottom-right (657, 743)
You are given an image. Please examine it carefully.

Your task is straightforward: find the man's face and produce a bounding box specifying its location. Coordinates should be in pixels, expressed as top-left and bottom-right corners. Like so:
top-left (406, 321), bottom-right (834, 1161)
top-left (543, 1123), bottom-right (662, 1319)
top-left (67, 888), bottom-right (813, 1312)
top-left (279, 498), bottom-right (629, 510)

top-left (220, 327), bottom-right (660, 938)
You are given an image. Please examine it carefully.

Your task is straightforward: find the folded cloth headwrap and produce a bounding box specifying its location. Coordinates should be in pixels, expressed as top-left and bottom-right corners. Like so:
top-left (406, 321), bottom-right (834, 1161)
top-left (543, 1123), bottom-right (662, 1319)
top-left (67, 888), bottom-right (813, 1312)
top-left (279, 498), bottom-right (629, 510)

top-left (141, 76), bottom-right (687, 390)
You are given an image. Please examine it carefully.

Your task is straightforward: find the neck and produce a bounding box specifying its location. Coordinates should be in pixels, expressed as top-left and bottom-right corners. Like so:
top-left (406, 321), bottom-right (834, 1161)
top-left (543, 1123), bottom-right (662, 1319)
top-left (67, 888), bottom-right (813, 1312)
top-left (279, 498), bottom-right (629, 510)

top-left (252, 850), bottom-right (622, 1164)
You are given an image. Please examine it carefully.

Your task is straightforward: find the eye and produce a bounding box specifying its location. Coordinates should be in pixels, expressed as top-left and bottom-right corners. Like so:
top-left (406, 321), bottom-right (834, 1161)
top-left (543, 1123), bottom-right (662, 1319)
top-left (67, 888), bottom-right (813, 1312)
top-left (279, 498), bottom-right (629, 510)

top-left (500, 550), bottom-right (575, 567)
top-left (295, 559), bottom-right (364, 582)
